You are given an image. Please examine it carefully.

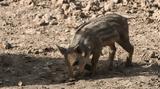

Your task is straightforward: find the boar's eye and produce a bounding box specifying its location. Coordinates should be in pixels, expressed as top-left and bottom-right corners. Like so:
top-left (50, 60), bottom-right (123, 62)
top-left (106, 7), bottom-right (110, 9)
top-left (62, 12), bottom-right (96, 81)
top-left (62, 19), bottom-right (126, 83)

top-left (73, 60), bottom-right (79, 66)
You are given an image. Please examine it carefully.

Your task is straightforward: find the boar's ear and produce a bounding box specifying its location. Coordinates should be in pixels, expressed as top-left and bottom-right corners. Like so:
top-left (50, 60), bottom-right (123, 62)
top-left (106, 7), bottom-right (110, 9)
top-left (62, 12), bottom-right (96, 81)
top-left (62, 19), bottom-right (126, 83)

top-left (57, 45), bottom-right (67, 55)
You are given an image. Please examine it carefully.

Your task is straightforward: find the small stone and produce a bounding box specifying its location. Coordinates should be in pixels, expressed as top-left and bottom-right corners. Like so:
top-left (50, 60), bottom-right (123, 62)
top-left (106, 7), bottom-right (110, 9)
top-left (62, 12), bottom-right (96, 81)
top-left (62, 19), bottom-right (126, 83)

top-left (3, 41), bottom-right (12, 49)
top-left (20, 0), bottom-right (33, 5)
top-left (55, 0), bottom-right (64, 7)
top-left (90, 14), bottom-right (97, 19)
top-left (25, 29), bottom-right (36, 34)
top-left (141, 0), bottom-right (146, 9)
top-left (34, 50), bottom-right (40, 54)
top-left (65, 16), bottom-right (77, 28)
top-left (62, 3), bottom-right (69, 10)
top-left (67, 82), bottom-right (75, 85)
top-left (27, 49), bottom-right (32, 54)
top-left (122, 0), bottom-right (128, 5)
top-left (33, 14), bottom-right (47, 26)
top-left (43, 47), bottom-right (54, 52)
top-left (68, 78), bottom-right (76, 82)
top-left (130, 9), bottom-right (137, 13)
top-left (38, 49), bottom-right (44, 53)
top-left (64, 29), bottom-right (70, 32)
top-left (146, 18), bottom-right (154, 24)
top-left (148, 0), bottom-right (154, 3)
top-left (0, 1), bottom-right (9, 6)
top-left (49, 19), bottom-right (58, 25)
top-left (18, 81), bottom-right (23, 86)
top-left (146, 10), bottom-right (154, 17)
top-left (83, 1), bottom-right (93, 11)
top-left (39, 20), bottom-right (49, 26)
top-left (55, 7), bottom-right (66, 20)
top-left (104, 2), bottom-right (114, 11)
top-left (151, 51), bottom-right (160, 58)
top-left (112, 0), bottom-right (121, 4)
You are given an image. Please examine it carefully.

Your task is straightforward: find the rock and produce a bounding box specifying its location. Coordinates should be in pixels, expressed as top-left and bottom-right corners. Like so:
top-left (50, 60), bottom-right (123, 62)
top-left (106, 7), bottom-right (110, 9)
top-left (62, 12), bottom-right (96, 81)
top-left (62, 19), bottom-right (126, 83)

top-left (133, 3), bottom-right (138, 9)
top-left (142, 51), bottom-right (152, 62)
top-left (62, 3), bottom-right (69, 10)
top-left (43, 47), bottom-right (54, 52)
top-left (34, 50), bottom-right (40, 54)
top-left (33, 13), bottom-right (58, 26)
top-left (74, 1), bottom-right (82, 10)
top-left (152, 10), bottom-right (160, 21)
top-left (0, 1), bottom-right (9, 6)
top-left (90, 14), bottom-right (97, 19)
top-left (55, 7), bottom-right (66, 20)
top-left (49, 19), bottom-right (58, 25)
top-left (83, 0), bottom-right (101, 12)
top-left (145, 17), bottom-right (154, 24)
top-left (148, 0), bottom-right (154, 3)
top-left (39, 20), bottom-right (49, 26)
top-left (67, 81), bottom-right (75, 85)
top-left (18, 81), bottom-right (23, 87)
top-left (56, 0), bottom-right (64, 7)
top-left (69, 2), bottom-right (77, 10)
top-left (83, 0), bottom-right (93, 11)
top-left (141, 0), bottom-right (147, 9)
top-left (20, 0), bottom-right (33, 6)
top-left (154, 0), bottom-right (160, 7)
top-left (25, 29), bottom-right (36, 35)
top-left (112, 0), bottom-right (121, 4)
top-left (122, 0), bottom-right (128, 5)
top-left (142, 50), bottom-right (160, 63)
top-left (97, 8), bottom-right (106, 15)
top-left (72, 10), bottom-right (82, 17)
top-left (146, 10), bottom-right (154, 17)
top-left (65, 16), bottom-right (78, 28)
top-left (43, 14), bottom-right (58, 25)
top-left (130, 9), bottom-right (137, 13)
top-left (33, 14), bottom-right (43, 26)
top-left (104, 1), bottom-right (114, 11)
top-left (151, 51), bottom-right (160, 59)
top-left (38, 49), bottom-right (44, 53)
top-left (2, 41), bottom-right (12, 49)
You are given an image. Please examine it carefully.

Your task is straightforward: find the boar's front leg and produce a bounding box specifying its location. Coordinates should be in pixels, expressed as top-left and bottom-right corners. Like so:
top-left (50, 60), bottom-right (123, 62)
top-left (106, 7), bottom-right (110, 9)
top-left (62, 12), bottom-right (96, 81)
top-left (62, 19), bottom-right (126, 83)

top-left (108, 43), bottom-right (116, 70)
top-left (91, 50), bottom-right (101, 75)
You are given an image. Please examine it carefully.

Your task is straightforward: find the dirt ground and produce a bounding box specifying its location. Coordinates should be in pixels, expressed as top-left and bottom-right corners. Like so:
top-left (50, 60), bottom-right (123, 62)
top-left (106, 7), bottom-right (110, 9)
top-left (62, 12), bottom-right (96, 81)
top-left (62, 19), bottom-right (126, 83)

top-left (0, 0), bottom-right (160, 89)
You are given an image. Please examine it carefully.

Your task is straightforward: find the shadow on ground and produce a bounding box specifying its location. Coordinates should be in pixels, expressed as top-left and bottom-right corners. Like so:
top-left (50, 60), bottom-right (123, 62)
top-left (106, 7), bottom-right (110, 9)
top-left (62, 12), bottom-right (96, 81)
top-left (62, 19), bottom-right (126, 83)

top-left (0, 53), bottom-right (159, 87)
top-left (0, 53), bottom-right (67, 87)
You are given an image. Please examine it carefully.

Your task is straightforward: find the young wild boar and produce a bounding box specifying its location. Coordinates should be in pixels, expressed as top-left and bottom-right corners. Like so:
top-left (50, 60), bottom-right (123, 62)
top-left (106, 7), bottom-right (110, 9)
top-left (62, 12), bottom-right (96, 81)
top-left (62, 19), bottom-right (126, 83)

top-left (57, 13), bottom-right (134, 79)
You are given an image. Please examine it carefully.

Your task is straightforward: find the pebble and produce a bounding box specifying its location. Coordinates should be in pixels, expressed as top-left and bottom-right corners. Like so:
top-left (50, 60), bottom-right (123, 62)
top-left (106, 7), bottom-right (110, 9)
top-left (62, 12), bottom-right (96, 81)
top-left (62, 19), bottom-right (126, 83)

top-left (0, 41), bottom-right (12, 49)
top-left (20, 0), bottom-right (33, 5)
top-left (0, 1), bottom-right (9, 6)
top-left (18, 81), bottom-right (23, 87)
top-left (66, 82), bottom-right (75, 85)
top-left (112, 0), bottom-right (121, 4)
top-left (25, 29), bottom-right (36, 35)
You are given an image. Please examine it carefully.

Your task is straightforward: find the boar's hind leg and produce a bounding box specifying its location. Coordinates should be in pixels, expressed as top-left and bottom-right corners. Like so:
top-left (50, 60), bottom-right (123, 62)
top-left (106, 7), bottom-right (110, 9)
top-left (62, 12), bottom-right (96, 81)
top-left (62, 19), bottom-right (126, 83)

top-left (108, 43), bottom-right (117, 70)
top-left (117, 39), bottom-right (134, 67)
top-left (91, 51), bottom-right (101, 75)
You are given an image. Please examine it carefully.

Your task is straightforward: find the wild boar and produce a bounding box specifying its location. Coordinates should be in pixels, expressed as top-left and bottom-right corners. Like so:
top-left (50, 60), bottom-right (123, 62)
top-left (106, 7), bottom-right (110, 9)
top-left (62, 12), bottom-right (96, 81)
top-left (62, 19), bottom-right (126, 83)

top-left (57, 13), bottom-right (134, 79)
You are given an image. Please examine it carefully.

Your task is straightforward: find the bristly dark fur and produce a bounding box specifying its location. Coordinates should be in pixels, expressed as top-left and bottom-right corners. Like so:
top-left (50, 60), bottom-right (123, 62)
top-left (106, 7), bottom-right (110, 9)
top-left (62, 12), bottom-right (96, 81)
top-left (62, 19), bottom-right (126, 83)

top-left (58, 13), bottom-right (134, 78)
